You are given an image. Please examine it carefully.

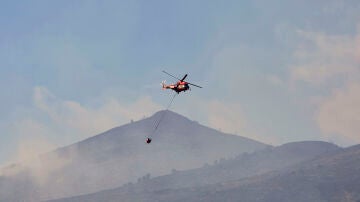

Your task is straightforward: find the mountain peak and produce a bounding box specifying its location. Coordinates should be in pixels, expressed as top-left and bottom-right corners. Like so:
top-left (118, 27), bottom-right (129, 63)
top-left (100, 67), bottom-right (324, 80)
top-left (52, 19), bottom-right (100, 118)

top-left (1, 109), bottom-right (269, 201)
top-left (150, 110), bottom-right (191, 121)
top-left (143, 110), bottom-right (195, 133)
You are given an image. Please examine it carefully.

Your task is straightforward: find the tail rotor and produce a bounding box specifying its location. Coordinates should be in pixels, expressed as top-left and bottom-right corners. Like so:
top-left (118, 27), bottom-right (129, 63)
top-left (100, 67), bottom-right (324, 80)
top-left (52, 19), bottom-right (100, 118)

top-left (161, 80), bottom-right (167, 89)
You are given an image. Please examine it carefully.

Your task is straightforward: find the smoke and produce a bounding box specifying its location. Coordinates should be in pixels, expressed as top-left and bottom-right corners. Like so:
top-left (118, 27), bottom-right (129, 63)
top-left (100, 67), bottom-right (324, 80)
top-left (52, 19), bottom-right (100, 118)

top-left (316, 82), bottom-right (360, 144)
top-left (289, 26), bottom-right (360, 145)
top-left (290, 28), bottom-right (360, 86)
top-left (0, 86), bottom-right (163, 200)
top-left (0, 133), bottom-right (72, 186)
top-left (206, 100), bottom-right (247, 133)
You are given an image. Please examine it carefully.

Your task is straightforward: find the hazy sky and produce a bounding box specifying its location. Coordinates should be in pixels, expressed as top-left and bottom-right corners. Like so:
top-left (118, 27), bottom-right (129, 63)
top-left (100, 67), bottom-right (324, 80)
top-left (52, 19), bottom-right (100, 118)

top-left (1, 0), bottom-right (360, 165)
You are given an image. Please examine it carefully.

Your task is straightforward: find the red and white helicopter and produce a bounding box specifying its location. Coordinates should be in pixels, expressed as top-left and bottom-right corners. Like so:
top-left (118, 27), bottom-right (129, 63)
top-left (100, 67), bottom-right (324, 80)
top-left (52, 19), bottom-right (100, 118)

top-left (161, 70), bottom-right (202, 93)
top-left (145, 71), bottom-right (202, 144)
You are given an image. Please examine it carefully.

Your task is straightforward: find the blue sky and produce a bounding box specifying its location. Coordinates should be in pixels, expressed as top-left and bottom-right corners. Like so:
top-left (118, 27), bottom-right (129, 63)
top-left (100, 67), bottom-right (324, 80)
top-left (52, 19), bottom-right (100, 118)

top-left (1, 0), bottom-right (360, 165)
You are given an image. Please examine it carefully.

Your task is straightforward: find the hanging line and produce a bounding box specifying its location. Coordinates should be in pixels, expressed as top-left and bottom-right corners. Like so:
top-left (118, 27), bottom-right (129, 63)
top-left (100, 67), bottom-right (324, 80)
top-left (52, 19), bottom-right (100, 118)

top-left (150, 92), bottom-right (177, 138)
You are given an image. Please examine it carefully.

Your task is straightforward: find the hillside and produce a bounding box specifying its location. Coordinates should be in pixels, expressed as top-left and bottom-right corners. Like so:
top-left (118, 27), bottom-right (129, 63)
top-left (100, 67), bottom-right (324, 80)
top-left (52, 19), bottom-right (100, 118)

top-left (0, 110), bottom-right (267, 201)
top-left (189, 144), bottom-right (360, 202)
top-left (49, 141), bottom-right (341, 202)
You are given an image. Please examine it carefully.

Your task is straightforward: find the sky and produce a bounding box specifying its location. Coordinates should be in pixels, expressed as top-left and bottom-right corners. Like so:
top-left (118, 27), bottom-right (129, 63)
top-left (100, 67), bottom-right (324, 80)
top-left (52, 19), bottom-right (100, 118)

top-left (1, 0), bottom-right (360, 165)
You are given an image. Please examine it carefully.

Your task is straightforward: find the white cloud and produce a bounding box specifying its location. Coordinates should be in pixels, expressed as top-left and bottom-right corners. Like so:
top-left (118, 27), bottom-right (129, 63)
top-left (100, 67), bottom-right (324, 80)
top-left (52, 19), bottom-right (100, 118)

top-left (206, 100), bottom-right (247, 134)
top-left (197, 39), bottom-right (285, 144)
top-left (179, 96), bottom-right (278, 144)
top-left (2, 86), bottom-right (162, 179)
top-left (4, 118), bottom-right (58, 165)
top-left (206, 100), bottom-right (280, 144)
top-left (288, 26), bottom-right (360, 145)
top-left (1, 119), bottom-right (71, 185)
top-left (266, 74), bottom-right (284, 86)
top-left (9, 138), bottom-right (69, 185)
top-left (290, 29), bottom-right (360, 85)
top-left (33, 86), bottom-right (161, 137)
top-left (178, 96), bottom-right (248, 134)
top-left (316, 82), bottom-right (360, 144)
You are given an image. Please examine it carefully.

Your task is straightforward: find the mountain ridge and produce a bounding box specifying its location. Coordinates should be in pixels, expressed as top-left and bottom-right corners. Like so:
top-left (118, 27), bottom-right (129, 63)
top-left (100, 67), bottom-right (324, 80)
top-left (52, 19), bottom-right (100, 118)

top-left (48, 140), bottom-right (343, 202)
top-left (1, 110), bottom-right (269, 201)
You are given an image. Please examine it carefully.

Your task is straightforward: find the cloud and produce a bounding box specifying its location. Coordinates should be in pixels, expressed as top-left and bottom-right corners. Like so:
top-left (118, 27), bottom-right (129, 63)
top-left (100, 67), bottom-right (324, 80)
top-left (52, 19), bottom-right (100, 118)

top-left (1, 85), bottom-right (163, 195)
top-left (206, 100), bottom-right (247, 134)
top-left (266, 74), bottom-right (284, 86)
top-left (179, 96), bottom-right (278, 144)
top-left (33, 86), bottom-right (161, 137)
top-left (287, 25), bottom-right (360, 145)
top-left (196, 36), bottom-right (287, 145)
top-left (0, 119), bottom-right (72, 187)
top-left (1, 86), bottom-right (161, 173)
top-left (290, 28), bottom-right (360, 85)
top-left (316, 82), bottom-right (360, 144)
top-left (178, 96), bottom-right (248, 134)
top-left (8, 138), bottom-right (70, 185)
top-left (2, 118), bottom-right (57, 165)
top-left (206, 100), bottom-right (280, 144)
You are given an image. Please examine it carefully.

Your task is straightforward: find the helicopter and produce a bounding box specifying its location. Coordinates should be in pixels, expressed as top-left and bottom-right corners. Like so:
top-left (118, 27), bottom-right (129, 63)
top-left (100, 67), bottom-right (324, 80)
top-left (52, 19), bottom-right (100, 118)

top-left (161, 70), bottom-right (202, 93)
top-left (145, 71), bottom-right (202, 144)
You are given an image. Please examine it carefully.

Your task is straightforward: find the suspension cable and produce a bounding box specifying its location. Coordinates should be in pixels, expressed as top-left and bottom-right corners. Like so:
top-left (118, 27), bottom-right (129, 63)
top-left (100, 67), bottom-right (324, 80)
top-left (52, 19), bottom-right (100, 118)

top-left (149, 92), bottom-right (177, 138)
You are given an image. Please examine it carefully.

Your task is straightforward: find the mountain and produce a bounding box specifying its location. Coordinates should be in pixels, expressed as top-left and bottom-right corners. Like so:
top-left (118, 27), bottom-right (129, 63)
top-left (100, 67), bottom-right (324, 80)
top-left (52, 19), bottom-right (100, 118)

top-left (0, 110), bottom-right (268, 201)
top-left (187, 144), bottom-right (360, 202)
top-left (49, 141), bottom-right (342, 202)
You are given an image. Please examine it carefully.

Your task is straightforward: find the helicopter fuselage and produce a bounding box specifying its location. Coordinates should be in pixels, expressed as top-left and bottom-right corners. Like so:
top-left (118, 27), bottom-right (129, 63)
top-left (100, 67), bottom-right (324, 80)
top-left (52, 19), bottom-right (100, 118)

top-left (163, 81), bottom-right (190, 93)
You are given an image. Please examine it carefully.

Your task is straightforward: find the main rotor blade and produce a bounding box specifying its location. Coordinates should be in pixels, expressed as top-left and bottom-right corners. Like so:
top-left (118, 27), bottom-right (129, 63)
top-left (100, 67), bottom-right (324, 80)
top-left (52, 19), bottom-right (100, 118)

top-left (181, 74), bottom-right (188, 81)
top-left (162, 70), bottom-right (181, 81)
top-left (188, 82), bottom-right (202, 88)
